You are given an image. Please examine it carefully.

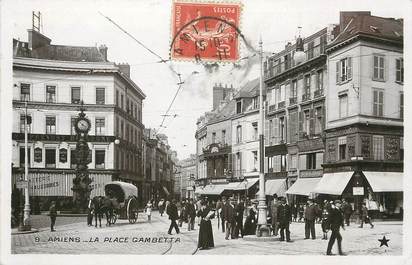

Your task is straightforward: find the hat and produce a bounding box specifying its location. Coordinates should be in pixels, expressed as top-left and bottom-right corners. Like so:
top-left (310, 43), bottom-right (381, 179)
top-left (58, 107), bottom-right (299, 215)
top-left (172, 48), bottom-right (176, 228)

top-left (334, 200), bottom-right (342, 204)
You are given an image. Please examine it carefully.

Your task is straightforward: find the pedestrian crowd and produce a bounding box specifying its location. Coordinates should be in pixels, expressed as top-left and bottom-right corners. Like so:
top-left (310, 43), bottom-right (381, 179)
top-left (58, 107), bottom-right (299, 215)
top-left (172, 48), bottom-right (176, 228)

top-left (47, 194), bottom-right (375, 255)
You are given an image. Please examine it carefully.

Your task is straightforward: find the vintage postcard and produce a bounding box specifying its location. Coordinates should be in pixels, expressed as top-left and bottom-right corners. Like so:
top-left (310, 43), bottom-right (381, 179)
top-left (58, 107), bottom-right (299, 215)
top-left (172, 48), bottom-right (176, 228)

top-left (0, 0), bottom-right (410, 264)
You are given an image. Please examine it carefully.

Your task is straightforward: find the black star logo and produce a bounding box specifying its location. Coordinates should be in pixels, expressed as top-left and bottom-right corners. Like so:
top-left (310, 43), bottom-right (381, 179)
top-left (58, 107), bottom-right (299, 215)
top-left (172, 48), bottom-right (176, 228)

top-left (378, 236), bottom-right (390, 247)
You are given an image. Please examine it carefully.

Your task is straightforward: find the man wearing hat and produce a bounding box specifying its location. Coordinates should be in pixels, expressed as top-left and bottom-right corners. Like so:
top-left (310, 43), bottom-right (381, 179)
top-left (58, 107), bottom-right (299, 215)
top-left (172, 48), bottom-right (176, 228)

top-left (326, 200), bottom-right (345, 255)
top-left (304, 199), bottom-right (319, 240)
top-left (222, 197), bottom-right (236, 240)
top-left (270, 195), bottom-right (280, 237)
top-left (277, 197), bottom-right (292, 242)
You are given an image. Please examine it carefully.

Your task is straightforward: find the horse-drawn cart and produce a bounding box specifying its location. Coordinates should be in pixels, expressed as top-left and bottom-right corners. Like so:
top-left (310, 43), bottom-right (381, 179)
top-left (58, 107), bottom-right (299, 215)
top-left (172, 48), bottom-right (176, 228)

top-left (104, 181), bottom-right (139, 224)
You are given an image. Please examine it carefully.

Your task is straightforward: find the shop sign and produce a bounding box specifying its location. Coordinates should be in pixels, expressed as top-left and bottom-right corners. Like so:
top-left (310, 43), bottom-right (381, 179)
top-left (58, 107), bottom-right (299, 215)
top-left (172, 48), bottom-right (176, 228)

top-left (34, 147), bottom-right (42, 162)
top-left (353, 187), bottom-right (364, 196)
top-left (16, 180), bottom-right (29, 189)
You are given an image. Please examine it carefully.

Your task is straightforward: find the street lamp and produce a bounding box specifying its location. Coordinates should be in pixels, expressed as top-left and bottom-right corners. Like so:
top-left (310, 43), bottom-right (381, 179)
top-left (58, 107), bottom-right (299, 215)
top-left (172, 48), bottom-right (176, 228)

top-left (18, 101), bottom-right (31, 231)
top-left (256, 37), bottom-right (271, 237)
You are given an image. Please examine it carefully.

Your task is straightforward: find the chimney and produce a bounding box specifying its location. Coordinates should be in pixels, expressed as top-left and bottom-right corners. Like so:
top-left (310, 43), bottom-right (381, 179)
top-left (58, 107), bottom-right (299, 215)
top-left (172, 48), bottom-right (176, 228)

top-left (99, 44), bottom-right (108, 61)
top-left (117, 63), bottom-right (130, 78)
top-left (27, 29), bottom-right (51, 50)
top-left (339, 11), bottom-right (371, 31)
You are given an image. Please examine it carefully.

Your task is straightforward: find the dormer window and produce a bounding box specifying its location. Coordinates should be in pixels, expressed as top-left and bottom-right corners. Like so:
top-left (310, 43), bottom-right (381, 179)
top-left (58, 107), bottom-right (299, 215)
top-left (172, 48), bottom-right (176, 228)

top-left (236, 99), bottom-right (242, 114)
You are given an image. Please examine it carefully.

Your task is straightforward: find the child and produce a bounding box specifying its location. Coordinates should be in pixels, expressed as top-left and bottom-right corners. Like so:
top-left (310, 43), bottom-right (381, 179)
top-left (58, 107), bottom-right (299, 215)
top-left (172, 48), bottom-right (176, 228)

top-left (145, 200), bottom-right (153, 223)
top-left (321, 208), bottom-right (330, 240)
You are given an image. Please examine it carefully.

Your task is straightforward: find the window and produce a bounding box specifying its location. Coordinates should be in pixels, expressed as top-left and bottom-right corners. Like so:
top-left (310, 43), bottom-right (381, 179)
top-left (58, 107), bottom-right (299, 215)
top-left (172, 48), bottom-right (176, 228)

top-left (284, 54), bottom-right (291, 70)
top-left (252, 151), bottom-right (258, 170)
top-left (303, 110), bottom-right (310, 133)
top-left (116, 90), bottom-right (119, 106)
top-left (307, 41), bottom-right (314, 60)
top-left (373, 55), bottom-right (385, 80)
top-left (320, 35), bottom-right (327, 54)
top-left (279, 117), bottom-right (285, 142)
top-left (20, 114), bottom-right (31, 133)
top-left (46, 85), bottom-right (56, 103)
top-left (396, 58), bottom-right (404, 83)
top-left (236, 152), bottom-right (242, 172)
top-left (336, 57), bottom-right (352, 83)
top-left (121, 94), bottom-right (124, 109)
top-left (316, 70), bottom-right (323, 91)
top-left (306, 153), bottom-right (316, 169)
top-left (95, 118), bottom-right (105, 135)
top-left (253, 123), bottom-right (258, 140)
top-left (45, 149), bottom-right (56, 168)
top-left (236, 100), bottom-right (242, 114)
top-left (222, 130), bottom-right (226, 145)
top-left (400, 93), bottom-right (404, 119)
top-left (339, 94), bottom-right (348, 118)
top-left (20, 83), bottom-right (30, 101)
top-left (314, 107), bottom-right (323, 134)
top-left (95, 150), bottom-right (105, 169)
top-left (120, 120), bottom-right (124, 139)
top-left (46, 116), bottom-right (56, 134)
top-left (400, 137), bottom-right (403, 161)
top-left (291, 79), bottom-right (297, 98)
top-left (70, 149), bottom-right (77, 169)
top-left (19, 147), bottom-right (31, 168)
top-left (96, 88), bottom-right (105, 104)
top-left (275, 59), bottom-right (281, 73)
top-left (372, 135), bottom-right (384, 160)
top-left (252, 97), bottom-right (259, 109)
top-left (212, 132), bottom-right (216, 143)
top-left (304, 74), bottom-right (311, 96)
top-left (71, 87), bottom-right (81, 104)
top-left (280, 155), bottom-right (287, 172)
top-left (236, 125), bottom-right (242, 143)
top-left (290, 154), bottom-right (297, 170)
top-left (71, 117), bottom-right (76, 135)
top-left (372, 89), bottom-right (384, 117)
top-left (338, 137), bottom-right (347, 160)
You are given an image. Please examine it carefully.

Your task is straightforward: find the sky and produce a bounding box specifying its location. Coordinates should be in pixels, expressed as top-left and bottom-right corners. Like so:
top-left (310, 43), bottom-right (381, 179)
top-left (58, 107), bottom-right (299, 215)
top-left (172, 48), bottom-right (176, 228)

top-left (8, 0), bottom-right (406, 160)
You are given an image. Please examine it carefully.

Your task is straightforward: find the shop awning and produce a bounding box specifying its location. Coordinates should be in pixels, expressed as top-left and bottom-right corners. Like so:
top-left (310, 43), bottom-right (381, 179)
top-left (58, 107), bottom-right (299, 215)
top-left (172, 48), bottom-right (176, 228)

top-left (314, 172), bottom-right (353, 195)
top-left (232, 178), bottom-right (259, 191)
top-left (197, 184), bottom-right (227, 195)
top-left (363, 172), bottom-right (403, 192)
top-left (286, 177), bottom-right (321, 196)
top-left (264, 179), bottom-right (286, 196)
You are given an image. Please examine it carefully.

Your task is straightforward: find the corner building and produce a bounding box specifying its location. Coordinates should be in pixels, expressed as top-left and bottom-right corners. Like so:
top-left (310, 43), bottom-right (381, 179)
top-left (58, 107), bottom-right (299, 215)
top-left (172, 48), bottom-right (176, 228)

top-left (11, 29), bottom-right (145, 211)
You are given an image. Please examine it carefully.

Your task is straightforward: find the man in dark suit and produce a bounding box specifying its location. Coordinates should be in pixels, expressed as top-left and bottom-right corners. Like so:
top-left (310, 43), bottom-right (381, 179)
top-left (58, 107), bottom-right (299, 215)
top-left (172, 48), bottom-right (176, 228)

top-left (186, 198), bottom-right (196, 231)
top-left (222, 198), bottom-right (236, 240)
top-left (270, 196), bottom-right (280, 236)
top-left (326, 200), bottom-right (345, 255)
top-left (49, 201), bottom-right (57, 232)
top-left (167, 199), bottom-right (180, 235)
top-left (277, 197), bottom-right (292, 242)
top-left (216, 197), bottom-right (225, 232)
top-left (341, 199), bottom-right (353, 226)
top-left (234, 198), bottom-right (245, 238)
top-left (304, 199), bottom-right (319, 239)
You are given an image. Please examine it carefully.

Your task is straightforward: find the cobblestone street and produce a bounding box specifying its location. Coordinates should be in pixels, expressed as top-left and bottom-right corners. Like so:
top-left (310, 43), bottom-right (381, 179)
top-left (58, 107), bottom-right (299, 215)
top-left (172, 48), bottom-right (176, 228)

top-left (12, 211), bottom-right (402, 255)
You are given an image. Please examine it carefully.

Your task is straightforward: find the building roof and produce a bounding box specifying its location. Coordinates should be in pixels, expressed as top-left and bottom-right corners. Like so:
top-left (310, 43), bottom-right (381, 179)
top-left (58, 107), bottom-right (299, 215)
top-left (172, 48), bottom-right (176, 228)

top-left (234, 78), bottom-right (263, 99)
top-left (13, 39), bottom-right (107, 62)
top-left (330, 15), bottom-right (403, 49)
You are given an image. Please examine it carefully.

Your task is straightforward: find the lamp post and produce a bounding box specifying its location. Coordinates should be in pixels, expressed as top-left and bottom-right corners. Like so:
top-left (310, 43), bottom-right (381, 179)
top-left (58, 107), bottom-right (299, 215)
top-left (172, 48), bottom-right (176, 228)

top-left (256, 37), bottom-right (270, 237)
top-left (19, 101), bottom-right (31, 231)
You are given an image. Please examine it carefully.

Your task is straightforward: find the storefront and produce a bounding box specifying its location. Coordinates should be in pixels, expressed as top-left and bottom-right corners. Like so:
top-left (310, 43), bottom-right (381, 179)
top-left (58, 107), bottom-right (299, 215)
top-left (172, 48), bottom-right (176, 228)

top-left (286, 177), bottom-right (321, 204)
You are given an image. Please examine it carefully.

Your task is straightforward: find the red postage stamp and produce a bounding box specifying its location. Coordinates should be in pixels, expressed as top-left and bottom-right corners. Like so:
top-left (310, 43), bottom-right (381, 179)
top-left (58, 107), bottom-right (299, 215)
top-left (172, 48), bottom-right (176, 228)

top-left (170, 1), bottom-right (242, 62)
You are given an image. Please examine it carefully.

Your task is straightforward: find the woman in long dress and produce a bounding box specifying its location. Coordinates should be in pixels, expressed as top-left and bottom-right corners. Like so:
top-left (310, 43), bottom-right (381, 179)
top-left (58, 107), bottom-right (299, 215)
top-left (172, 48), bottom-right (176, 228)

top-left (197, 201), bottom-right (215, 250)
top-left (243, 205), bottom-right (257, 236)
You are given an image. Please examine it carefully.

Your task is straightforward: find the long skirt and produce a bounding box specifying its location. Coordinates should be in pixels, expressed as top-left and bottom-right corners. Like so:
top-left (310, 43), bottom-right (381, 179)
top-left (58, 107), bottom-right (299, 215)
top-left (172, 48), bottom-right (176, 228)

top-left (198, 219), bottom-right (214, 249)
top-left (243, 217), bottom-right (257, 236)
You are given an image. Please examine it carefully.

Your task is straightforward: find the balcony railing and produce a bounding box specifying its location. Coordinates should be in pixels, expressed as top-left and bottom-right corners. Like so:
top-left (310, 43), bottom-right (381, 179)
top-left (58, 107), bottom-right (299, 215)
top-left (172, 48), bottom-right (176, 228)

top-left (278, 101), bottom-right (286, 109)
top-left (302, 93), bottom-right (311, 102)
top-left (314, 89), bottom-right (324, 98)
top-left (289, 97), bottom-right (297, 105)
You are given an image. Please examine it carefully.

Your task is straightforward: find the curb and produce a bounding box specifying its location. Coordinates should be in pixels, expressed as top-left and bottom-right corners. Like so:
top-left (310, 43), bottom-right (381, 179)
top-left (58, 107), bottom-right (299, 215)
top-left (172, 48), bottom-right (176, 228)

top-left (11, 228), bottom-right (39, 235)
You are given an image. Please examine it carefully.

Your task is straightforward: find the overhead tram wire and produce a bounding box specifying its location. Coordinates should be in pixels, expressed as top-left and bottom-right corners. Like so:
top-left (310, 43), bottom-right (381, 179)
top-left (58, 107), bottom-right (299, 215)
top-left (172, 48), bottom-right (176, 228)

top-left (98, 11), bottom-right (188, 133)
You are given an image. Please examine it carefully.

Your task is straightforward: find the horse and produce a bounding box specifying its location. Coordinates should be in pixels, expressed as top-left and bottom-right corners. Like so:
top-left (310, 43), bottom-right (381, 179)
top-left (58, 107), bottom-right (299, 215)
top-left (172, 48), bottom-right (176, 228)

top-left (91, 196), bottom-right (114, 227)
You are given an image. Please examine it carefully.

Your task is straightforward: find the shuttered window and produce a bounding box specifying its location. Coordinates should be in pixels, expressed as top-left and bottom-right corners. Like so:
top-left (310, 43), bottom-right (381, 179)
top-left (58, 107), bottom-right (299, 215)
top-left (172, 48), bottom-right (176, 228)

top-left (400, 93), bottom-right (404, 119)
top-left (46, 85), bottom-right (56, 103)
top-left (396, 58), bottom-right (403, 83)
top-left (336, 57), bottom-right (352, 83)
top-left (373, 55), bottom-right (385, 80)
top-left (95, 118), bottom-right (105, 135)
top-left (372, 135), bottom-right (384, 160)
top-left (339, 94), bottom-right (348, 118)
top-left (96, 88), bottom-right (105, 104)
top-left (46, 116), bottom-right (56, 134)
top-left (372, 89), bottom-right (384, 117)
